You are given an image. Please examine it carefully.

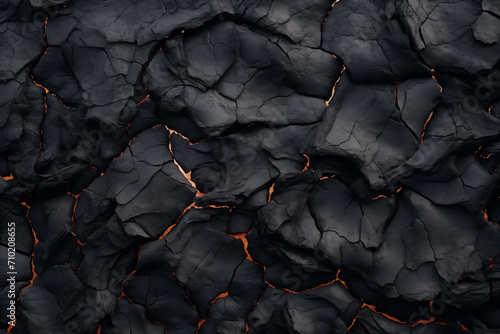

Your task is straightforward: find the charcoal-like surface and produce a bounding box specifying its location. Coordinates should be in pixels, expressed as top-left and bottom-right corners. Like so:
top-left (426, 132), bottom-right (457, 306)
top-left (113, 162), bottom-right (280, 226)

top-left (1, 0), bottom-right (500, 333)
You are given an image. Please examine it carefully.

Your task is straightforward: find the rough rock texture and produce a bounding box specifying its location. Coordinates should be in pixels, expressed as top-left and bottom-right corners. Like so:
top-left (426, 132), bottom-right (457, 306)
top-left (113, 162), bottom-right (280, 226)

top-left (1, 0), bottom-right (500, 333)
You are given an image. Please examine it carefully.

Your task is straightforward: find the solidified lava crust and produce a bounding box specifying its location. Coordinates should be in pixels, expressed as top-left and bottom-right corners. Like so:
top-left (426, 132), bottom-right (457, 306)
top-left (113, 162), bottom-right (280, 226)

top-left (1, 0), bottom-right (500, 333)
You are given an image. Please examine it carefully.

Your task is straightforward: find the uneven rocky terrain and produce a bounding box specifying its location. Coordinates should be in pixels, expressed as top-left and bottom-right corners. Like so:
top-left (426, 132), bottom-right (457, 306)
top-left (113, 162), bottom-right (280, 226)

top-left (1, 0), bottom-right (500, 333)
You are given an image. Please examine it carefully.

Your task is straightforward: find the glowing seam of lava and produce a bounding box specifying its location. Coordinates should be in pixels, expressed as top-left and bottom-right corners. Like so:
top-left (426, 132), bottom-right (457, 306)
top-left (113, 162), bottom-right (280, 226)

top-left (136, 94), bottom-right (150, 105)
top-left (67, 191), bottom-right (84, 245)
top-left (165, 126), bottom-right (205, 196)
top-left (420, 111), bottom-right (434, 143)
top-left (431, 69), bottom-right (444, 93)
top-left (227, 232), bottom-right (253, 261)
top-left (320, 0), bottom-right (341, 31)
top-left (371, 186), bottom-right (402, 200)
top-left (8, 202), bottom-right (39, 334)
top-left (159, 202), bottom-right (234, 241)
top-left (158, 222), bottom-right (178, 240)
top-left (262, 268), bottom-right (346, 294)
top-left (325, 65), bottom-right (346, 107)
top-left (196, 291), bottom-right (230, 331)
top-left (31, 74), bottom-right (49, 94)
top-left (347, 301), bottom-right (446, 330)
top-left (268, 183), bottom-right (275, 202)
top-left (484, 209), bottom-right (499, 226)
top-left (302, 154), bottom-right (313, 172)
top-left (164, 125), bottom-right (199, 145)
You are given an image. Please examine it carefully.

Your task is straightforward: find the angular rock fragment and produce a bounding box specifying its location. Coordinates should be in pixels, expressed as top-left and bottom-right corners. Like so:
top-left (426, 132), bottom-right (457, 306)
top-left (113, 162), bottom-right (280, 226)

top-left (74, 126), bottom-right (196, 241)
top-left (399, 0), bottom-right (500, 75)
top-left (322, 0), bottom-right (430, 82)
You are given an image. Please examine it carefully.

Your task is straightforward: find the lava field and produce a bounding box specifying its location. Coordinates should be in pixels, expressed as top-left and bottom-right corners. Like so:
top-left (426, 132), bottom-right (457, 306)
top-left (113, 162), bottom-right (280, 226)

top-left (1, 0), bottom-right (500, 333)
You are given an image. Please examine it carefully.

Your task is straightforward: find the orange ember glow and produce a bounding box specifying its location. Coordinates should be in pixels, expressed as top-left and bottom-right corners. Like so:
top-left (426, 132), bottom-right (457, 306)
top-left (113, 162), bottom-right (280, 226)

top-left (326, 65), bottom-right (345, 107)
top-left (197, 291), bottom-right (229, 332)
top-left (484, 210), bottom-right (499, 226)
top-left (265, 269), bottom-right (345, 294)
top-left (31, 75), bottom-right (49, 94)
top-left (430, 69), bottom-right (443, 93)
top-left (70, 231), bottom-right (84, 245)
top-left (137, 94), bottom-right (150, 105)
top-left (209, 291), bottom-right (229, 306)
top-left (165, 126), bottom-right (204, 196)
top-left (159, 223), bottom-right (178, 239)
top-left (164, 125), bottom-right (198, 145)
top-left (17, 202), bottom-right (39, 296)
top-left (362, 304), bottom-right (407, 324)
top-left (54, 4), bottom-right (68, 14)
top-left (268, 183), bottom-right (275, 202)
top-left (163, 201), bottom-right (234, 240)
top-left (197, 318), bottom-right (206, 332)
top-left (228, 233), bottom-right (253, 261)
top-left (68, 192), bottom-right (84, 245)
top-left (7, 322), bottom-right (16, 332)
top-left (335, 269), bottom-right (348, 289)
top-left (1, 175), bottom-right (14, 180)
top-left (348, 302), bottom-right (439, 328)
top-left (372, 194), bottom-right (387, 200)
top-left (421, 111), bottom-right (434, 143)
top-left (169, 145), bottom-right (202, 194)
top-left (372, 187), bottom-right (402, 200)
top-left (206, 204), bottom-right (233, 209)
top-left (302, 154), bottom-right (312, 172)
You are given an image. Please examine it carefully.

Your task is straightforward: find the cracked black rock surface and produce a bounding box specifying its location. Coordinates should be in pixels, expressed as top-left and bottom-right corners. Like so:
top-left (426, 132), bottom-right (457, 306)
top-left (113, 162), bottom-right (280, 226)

top-left (1, 0), bottom-right (500, 333)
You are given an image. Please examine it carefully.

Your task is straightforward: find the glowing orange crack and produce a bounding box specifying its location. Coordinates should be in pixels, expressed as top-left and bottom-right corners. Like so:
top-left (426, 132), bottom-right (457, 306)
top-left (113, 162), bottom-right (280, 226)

top-left (164, 125), bottom-right (199, 145)
top-left (67, 192), bottom-right (84, 245)
top-left (17, 202), bottom-right (38, 296)
top-left (325, 65), bottom-right (345, 107)
top-left (430, 69), bottom-right (443, 93)
top-left (321, 0), bottom-right (341, 31)
top-left (268, 183), bottom-right (275, 202)
top-left (197, 290), bottom-right (230, 331)
top-left (421, 111), bottom-right (434, 143)
top-left (348, 301), bottom-right (443, 330)
top-left (302, 154), bottom-right (313, 172)
top-left (136, 94), bottom-right (150, 105)
top-left (488, 104), bottom-right (495, 114)
top-left (165, 126), bottom-right (204, 196)
top-left (196, 291), bottom-right (229, 333)
top-left (371, 186), bottom-right (402, 200)
top-left (31, 75), bottom-right (49, 94)
top-left (484, 210), bottom-right (499, 226)
top-left (262, 269), bottom-right (346, 295)
top-left (227, 232), bottom-right (253, 261)
top-left (159, 223), bottom-right (178, 240)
